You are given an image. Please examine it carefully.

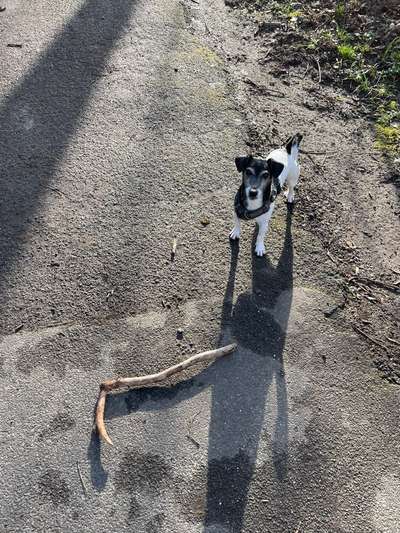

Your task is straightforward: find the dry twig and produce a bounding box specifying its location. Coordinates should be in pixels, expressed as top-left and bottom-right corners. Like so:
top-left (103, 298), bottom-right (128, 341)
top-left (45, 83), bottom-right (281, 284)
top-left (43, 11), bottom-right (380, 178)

top-left (171, 237), bottom-right (177, 260)
top-left (243, 77), bottom-right (285, 98)
top-left (327, 251), bottom-right (341, 263)
top-left (302, 63), bottom-right (309, 79)
top-left (302, 151), bottom-right (322, 170)
top-left (350, 276), bottom-right (400, 294)
top-left (386, 336), bottom-right (400, 347)
top-left (43, 185), bottom-right (72, 200)
top-left (352, 325), bottom-right (389, 353)
top-left (95, 343), bottom-right (237, 445)
top-left (315, 57), bottom-right (322, 83)
top-left (300, 149), bottom-right (330, 156)
top-left (76, 461), bottom-right (87, 496)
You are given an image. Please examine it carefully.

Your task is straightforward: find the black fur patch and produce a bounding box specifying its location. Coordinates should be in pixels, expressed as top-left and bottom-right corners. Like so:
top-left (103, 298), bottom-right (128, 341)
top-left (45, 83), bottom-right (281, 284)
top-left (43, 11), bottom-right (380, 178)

top-left (267, 159), bottom-right (284, 179)
top-left (235, 155), bottom-right (253, 172)
top-left (285, 136), bottom-right (294, 154)
top-left (285, 133), bottom-right (303, 154)
top-left (262, 177), bottom-right (273, 205)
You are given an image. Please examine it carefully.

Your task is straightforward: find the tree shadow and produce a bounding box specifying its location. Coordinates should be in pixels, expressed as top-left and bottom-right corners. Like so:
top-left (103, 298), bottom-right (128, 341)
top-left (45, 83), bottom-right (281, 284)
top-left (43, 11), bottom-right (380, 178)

top-left (91, 209), bottom-right (293, 528)
top-left (0, 0), bottom-right (137, 305)
top-left (0, 0), bottom-right (138, 492)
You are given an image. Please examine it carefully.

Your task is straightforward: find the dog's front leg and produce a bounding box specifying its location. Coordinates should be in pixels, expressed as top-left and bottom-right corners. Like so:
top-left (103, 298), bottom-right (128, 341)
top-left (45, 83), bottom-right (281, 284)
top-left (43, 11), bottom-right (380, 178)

top-left (255, 206), bottom-right (274, 256)
top-left (229, 213), bottom-right (241, 240)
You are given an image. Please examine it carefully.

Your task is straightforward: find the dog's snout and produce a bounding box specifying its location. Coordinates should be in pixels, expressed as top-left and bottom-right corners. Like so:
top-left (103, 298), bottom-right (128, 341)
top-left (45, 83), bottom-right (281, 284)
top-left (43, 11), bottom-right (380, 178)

top-left (249, 188), bottom-right (258, 199)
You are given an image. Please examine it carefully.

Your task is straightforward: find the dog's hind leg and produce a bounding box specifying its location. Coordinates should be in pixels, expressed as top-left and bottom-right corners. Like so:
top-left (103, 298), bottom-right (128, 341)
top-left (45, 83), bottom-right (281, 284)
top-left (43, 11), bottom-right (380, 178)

top-left (285, 160), bottom-right (300, 204)
top-left (229, 213), bottom-right (241, 240)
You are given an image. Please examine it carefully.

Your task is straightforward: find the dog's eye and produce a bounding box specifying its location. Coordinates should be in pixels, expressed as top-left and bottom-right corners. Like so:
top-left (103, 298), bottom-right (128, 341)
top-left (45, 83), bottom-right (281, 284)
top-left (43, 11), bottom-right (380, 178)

top-left (245, 168), bottom-right (252, 176)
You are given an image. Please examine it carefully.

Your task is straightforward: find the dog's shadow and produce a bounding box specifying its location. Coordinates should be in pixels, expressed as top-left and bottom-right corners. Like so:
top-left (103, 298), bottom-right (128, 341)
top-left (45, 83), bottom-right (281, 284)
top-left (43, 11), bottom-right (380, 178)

top-left (88, 210), bottom-right (294, 532)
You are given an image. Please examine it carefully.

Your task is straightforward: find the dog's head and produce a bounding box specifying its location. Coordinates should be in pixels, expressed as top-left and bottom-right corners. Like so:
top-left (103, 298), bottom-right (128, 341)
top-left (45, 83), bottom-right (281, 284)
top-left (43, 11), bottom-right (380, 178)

top-left (235, 155), bottom-right (278, 204)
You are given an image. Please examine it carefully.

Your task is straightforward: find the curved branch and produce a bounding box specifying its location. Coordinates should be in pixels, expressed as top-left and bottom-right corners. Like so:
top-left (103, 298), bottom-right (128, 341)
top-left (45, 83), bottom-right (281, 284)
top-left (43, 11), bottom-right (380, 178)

top-left (95, 343), bottom-right (237, 445)
top-left (95, 389), bottom-right (113, 445)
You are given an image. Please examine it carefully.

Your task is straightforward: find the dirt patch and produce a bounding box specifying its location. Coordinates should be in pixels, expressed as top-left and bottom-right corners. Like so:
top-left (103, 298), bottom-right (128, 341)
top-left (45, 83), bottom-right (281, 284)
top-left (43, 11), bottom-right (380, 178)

top-left (38, 469), bottom-right (71, 506)
top-left (39, 411), bottom-right (75, 440)
top-left (229, 0), bottom-right (400, 176)
top-left (217, 1), bottom-right (400, 382)
top-left (115, 449), bottom-right (172, 496)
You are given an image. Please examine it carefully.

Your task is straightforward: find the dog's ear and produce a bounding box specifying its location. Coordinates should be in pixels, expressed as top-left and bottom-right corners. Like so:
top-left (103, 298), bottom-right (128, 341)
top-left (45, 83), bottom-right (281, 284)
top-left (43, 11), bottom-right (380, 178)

top-left (266, 158), bottom-right (274, 174)
top-left (266, 158), bottom-right (284, 179)
top-left (265, 160), bottom-right (281, 202)
top-left (235, 155), bottom-right (252, 172)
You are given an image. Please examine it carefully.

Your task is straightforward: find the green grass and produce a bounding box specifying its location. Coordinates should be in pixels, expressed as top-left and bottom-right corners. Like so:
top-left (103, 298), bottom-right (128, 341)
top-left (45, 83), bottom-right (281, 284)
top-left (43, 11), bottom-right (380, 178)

top-left (335, 3), bottom-right (345, 20)
top-left (271, 1), bottom-right (302, 19)
top-left (244, 0), bottom-right (400, 157)
top-left (336, 27), bottom-right (351, 44)
top-left (375, 124), bottom-right (400, 154)
top-left (334, 14), bottom-right (400, 156)
top-left (338, 44), bottom-right (356, 61)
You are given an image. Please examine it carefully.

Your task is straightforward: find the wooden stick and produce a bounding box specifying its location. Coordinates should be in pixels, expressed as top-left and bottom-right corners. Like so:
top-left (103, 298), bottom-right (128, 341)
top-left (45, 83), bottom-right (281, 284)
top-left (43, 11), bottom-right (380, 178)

top-left (300, 149), bottom-right (332, 156)
top-left (95, 343), bottom-right (237, 445)
top-left (350, 276), bottom-right (400, 294)
top-left (95, 389), bottom-right (112, 445)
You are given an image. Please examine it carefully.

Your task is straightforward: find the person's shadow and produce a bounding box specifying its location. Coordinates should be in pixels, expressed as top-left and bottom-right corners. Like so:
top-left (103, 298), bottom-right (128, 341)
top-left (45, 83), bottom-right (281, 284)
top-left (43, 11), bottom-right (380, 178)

top-left (203, 208), bottom-right (293, 531)
top-left (88, 208), bottom-right (294, 532)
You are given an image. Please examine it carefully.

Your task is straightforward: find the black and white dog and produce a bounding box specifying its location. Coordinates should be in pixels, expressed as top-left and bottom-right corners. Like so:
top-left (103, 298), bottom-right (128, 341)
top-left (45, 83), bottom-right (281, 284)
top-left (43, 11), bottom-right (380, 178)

top-left (230, 133), bottom-right (302, 256)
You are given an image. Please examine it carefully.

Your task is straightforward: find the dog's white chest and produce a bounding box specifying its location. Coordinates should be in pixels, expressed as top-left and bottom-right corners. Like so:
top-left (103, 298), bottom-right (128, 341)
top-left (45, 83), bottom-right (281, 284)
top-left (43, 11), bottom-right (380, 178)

top-left (246, 197), bottom-right (263, 211)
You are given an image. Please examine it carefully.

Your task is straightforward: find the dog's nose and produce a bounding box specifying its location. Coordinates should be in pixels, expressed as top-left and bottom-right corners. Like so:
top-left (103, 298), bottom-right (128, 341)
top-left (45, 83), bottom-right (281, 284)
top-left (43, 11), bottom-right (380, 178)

top-left (249, 188), bottom-right (258, 198)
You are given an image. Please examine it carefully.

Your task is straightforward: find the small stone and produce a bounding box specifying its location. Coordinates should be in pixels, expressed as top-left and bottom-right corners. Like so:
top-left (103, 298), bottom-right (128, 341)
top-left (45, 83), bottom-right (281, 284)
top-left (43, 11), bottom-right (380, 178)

top-left (303, 99), bottom-right (316, 110)
top-left (257, 21), bottom-right (284, 33)
top-left (177, 328), bottom-right (184, 340)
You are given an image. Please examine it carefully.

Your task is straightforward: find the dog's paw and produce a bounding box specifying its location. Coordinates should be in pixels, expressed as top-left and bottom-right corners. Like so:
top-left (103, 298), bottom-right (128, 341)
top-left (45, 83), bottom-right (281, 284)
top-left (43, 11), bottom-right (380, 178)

top-left (255, 242), bottom-right (265, 256)
top-left (284, 190), bottom-right (295, 204)
top-left (229, 227), bottom-right (240, 240)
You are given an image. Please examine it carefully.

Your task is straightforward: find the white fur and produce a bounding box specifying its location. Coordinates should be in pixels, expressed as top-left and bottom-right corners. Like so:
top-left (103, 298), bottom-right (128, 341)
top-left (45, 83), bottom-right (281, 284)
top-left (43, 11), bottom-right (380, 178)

top-left (230, 142), bottom-right (300, 256)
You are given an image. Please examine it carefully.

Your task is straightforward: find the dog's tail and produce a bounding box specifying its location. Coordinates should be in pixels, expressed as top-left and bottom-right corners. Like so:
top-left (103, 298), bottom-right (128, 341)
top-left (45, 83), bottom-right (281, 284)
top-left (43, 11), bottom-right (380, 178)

top-left (285, 133), bottom-right (303, 160)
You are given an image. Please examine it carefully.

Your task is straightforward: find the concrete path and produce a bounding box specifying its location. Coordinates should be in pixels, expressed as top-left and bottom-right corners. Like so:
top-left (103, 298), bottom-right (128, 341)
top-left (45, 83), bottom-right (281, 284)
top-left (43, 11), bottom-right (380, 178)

top-left (0, 1), bottom-right (399, 532)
